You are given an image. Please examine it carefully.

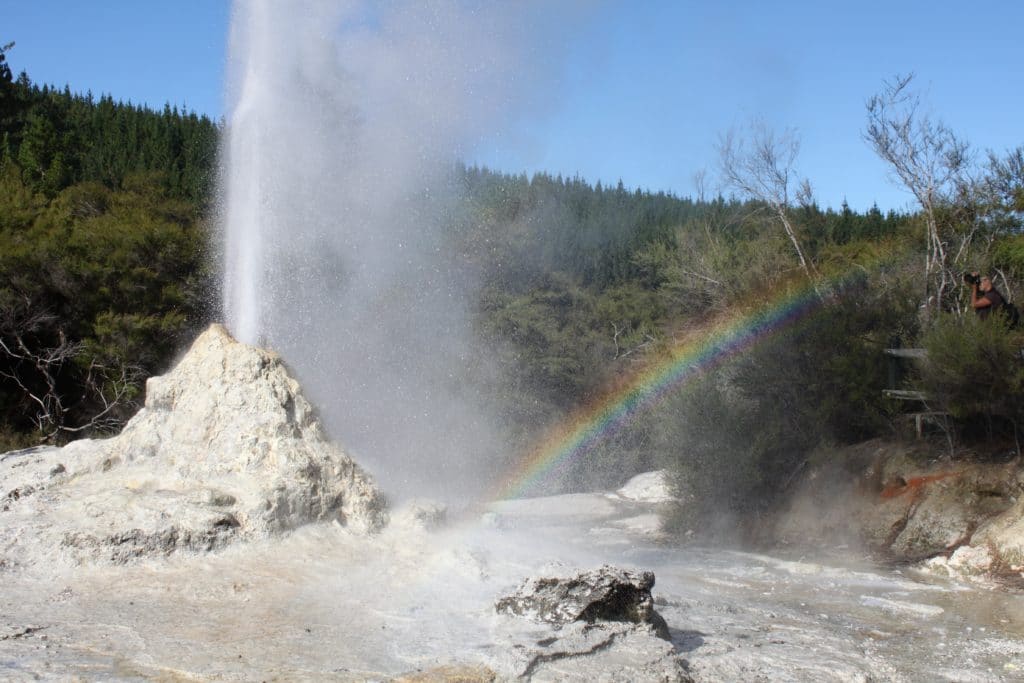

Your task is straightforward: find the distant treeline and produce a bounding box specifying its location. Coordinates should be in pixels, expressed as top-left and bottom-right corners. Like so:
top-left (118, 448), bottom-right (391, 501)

top-left (0, 47), bottom-right (218, 203)
top-left (452, 165), bottom-right (913, 411)
top-left (0, 50), bottom-right (215, 445)
top-left (4, 51), bottom-right (1022, 543)
top-left (0, 49), bottom-right (912, 455)
top-left (458, 165), bottom-right (908, 290)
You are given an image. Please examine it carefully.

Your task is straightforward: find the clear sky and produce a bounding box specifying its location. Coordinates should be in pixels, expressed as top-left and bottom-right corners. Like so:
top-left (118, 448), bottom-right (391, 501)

top-left (5, 1), bottom-right (1022, 211)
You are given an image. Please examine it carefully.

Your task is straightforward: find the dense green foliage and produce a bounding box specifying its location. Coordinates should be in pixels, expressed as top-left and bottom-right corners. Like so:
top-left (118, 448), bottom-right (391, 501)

top-left (0, 51), bottom-right (214, 447)
top-left (0, 47), bottom-right (217, 204)
top-left (457, 167), bottom-right (914, 409)
top-left (0, 165), bottom-right (214, 446)
top-left (2, 51), bottom-right (1022, 541)
top-left (918, 313), bottom-right (1024, 439)
top-left (654, 268), bottom-right (922, 531)
top-left (453, 167), bottom-right (924, 508)
top-left (454, 152), bottom-right (1022, 533)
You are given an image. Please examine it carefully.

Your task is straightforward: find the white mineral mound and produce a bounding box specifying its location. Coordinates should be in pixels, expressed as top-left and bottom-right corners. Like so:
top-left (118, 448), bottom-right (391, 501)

top-left (0, 324), bottom-right (386, 566)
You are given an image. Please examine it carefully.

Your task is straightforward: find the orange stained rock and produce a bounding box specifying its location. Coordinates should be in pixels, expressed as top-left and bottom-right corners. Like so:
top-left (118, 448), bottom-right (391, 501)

top-left (879, 471), bottom-right (963, 500)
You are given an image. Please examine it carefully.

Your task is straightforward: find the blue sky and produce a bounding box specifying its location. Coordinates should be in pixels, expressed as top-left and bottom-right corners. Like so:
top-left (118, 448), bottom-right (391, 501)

top-left (5, 1), bottom-right (1022, 211)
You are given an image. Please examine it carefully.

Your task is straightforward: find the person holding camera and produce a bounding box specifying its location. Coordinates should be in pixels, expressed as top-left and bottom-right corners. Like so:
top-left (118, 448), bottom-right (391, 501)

top-left (966, 272), bottom-right (1005, 320)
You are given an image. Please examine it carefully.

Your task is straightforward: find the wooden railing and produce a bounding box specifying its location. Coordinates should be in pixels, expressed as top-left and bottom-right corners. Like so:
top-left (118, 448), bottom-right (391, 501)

top-left (883, 347), bottom-right (946, 437)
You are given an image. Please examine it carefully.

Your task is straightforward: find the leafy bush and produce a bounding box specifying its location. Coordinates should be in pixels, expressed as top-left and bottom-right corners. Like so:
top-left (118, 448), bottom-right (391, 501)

top-left (991, 235), bottom-right (1024, 281)
top-left (918, 312), bottom-right (1024, 437)
top-left (653, 374), bottom-right (762, 536)
top-left (657, 271), bottom-right (919, 536)
top-left (0, 166), bottom-right (212, 441)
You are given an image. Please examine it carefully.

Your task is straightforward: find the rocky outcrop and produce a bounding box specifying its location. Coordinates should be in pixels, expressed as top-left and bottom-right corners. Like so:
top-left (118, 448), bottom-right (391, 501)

top-left (496, 564), bottom-right (670, 639)
top-left (973, 494), bottom-right (1024, 562)
top-left (0, 324), bottom-right (386, 566)
top-left (494, 565), bottom-right (686, 681)
top-left (771, 439), bottom-right (1024, 581)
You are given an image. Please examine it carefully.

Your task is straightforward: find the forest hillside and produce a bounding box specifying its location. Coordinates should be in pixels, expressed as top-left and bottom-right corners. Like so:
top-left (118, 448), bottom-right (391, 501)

top-left (2, 48), bottom-right (1023, 534)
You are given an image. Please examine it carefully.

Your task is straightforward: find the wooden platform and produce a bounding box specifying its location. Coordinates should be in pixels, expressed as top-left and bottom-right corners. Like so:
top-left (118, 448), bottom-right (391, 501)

top-left (883, 389), bottom-right (929, 401)
top-left (883, 348), bottom-right (928, 359)
top-left (883, 348), bottom-right (945, 438)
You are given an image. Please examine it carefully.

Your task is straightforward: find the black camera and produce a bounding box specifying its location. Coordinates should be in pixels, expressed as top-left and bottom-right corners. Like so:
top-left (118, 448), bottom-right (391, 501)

top-left (963, 272), bottom-right (980, 286)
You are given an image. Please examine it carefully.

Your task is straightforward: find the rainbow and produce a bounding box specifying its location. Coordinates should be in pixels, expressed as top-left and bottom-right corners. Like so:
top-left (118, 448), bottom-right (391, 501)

top-left (492, 262), bottom-right (890, 501)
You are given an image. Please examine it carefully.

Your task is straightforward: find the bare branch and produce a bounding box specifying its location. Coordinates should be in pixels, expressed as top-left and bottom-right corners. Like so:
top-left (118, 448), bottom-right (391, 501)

top-left (676, 269), bottom-right (722, 286)
top-left (693, 168), bottom-right (708, 203)
top-left (864, 73), bottom-right (971, 313)
top-left (57, 359), bottom-right (140, 435)
top-left (718, 121), bottom-right (818, 286)
top-left (0, 299), bottom-right (139, 441)
top-left (611, 323), bottom-right (657, 361)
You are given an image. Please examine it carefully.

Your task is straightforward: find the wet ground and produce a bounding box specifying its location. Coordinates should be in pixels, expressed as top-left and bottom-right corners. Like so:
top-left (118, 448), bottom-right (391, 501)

top-left (2, 490), bottom-right (1023, 681)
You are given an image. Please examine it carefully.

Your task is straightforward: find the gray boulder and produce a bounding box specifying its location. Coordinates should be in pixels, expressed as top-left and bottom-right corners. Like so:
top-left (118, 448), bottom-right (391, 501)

top-left (496, 564), bottom-right (671, 640)
top-left (493, 565), bottom-right (686, 681)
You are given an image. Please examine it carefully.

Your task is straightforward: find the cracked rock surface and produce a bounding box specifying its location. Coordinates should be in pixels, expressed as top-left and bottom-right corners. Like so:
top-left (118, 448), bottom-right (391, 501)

top-left (495, 564), bottom-right (685, 681)
top-left (496, 564), bottom-right (671, 639)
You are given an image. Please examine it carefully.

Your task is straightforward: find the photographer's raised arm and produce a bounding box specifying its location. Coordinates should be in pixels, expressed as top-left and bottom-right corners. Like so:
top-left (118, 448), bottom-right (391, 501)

top-left (964, 272), bottom-right (989, 310)
top-left (971, 283), bottom-right (991, 310)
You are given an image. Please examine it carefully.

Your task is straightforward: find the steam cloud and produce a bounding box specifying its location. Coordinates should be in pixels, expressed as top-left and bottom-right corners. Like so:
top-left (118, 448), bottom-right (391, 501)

top-left (220, 0), bottom-right (578, 501)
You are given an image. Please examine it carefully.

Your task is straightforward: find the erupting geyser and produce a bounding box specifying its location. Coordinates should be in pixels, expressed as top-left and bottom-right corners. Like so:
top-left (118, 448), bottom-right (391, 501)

top-left (219, 1), bottom-right (554, 500)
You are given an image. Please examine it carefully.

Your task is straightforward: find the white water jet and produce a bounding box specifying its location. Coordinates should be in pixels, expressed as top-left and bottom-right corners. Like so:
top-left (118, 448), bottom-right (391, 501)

top-left (219, 1), bottom-right (566, 501)
top-left (222, 1), bottom-right (348, 347)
